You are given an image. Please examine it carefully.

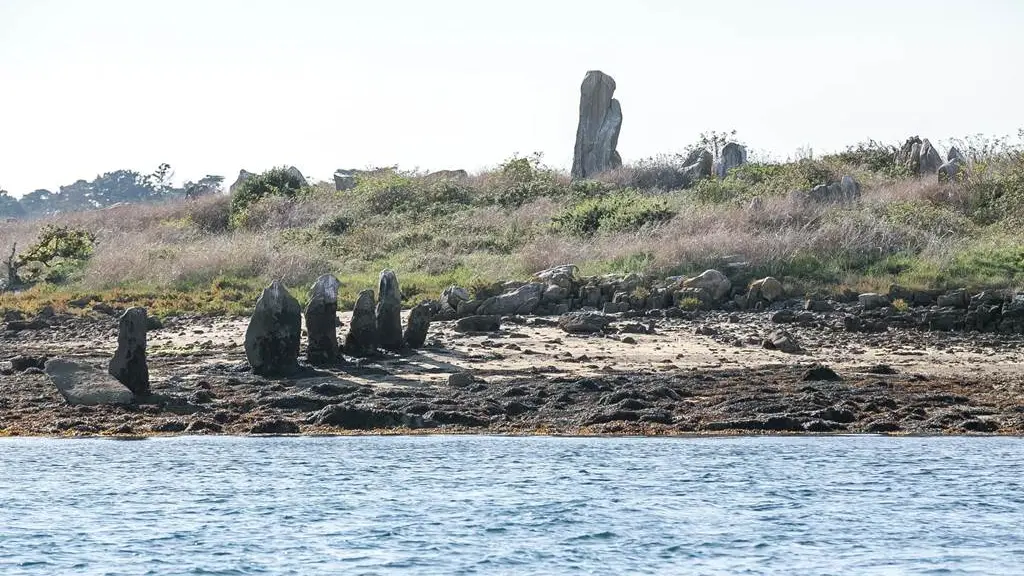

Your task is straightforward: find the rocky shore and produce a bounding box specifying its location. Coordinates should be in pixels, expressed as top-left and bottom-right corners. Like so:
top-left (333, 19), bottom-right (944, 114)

top-left (2, 268), bottom-right (1023, 437)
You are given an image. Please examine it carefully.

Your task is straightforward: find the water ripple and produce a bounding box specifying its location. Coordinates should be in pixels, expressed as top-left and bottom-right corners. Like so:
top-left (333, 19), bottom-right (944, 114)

top-left (0, 436), bottom-right (1023, 574)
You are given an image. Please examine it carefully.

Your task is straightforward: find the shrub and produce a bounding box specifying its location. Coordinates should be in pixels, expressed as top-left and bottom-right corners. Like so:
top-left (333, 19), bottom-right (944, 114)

top-left (479, 154), bottom-right (566, 207)
top-left (829, 140), bottom-right (903, 175)
top-left (891, 298), bottom-right (909, 312)
top-left (15, 225), bottom-right (97, 284)
top-left (553, 190), bottom-right (674, 236)
top-left (230, 167), bottom-right (307, 221)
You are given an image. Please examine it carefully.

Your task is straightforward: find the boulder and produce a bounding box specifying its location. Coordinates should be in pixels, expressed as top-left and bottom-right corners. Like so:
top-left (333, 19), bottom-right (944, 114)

top-left (682, 269), bottom-right (731, 301)
top-left (477, 283), bottom-right (544, 316)
top-left (558, 311), bottom-right (613, 334)
top-left (748, 277), bottom-right (784, 303)
top-left (305, 274), bottom-right (341, 365)
top-left (244, 281), bottom-right (302, 376)
top-left (425, 169), bottom-right (469, 181)
top-left (947, 146), bottom-right (967, 164)
top-left (680, 149), bottom-right (713, 186)
top-left (229, 169), bottom-right (255, 194)
top-left (919, 139), bottom-right (943, 174)
top-left (375, 269), bottom-right (404, 352)
top-left (404, 302), bottom-right (433, 349)
top-left (454, 315), bottom-right (501, 333)
top-left (839, 175), bottom-right (861, 201)
top-left (441, 285), bottom-right (471, 309)
top-left (571, 70), bottom-right (623, 179)
top-left (858, 293), bottom-right (889, 311)
top-left (45, 358), bottom-right (133, 405)
top-left (762, 329), bottom-right (802, 354)
top-left (108, 307), bottom-right (149, 396)
top-left (344, 290), bottom-right (378, 356)
top-left (535, 265), bottom-right (578, 290)
top-left (285, 166), bottom-right (308, 186)
top-left (713, 142), bottom-right (747, 179)
top-left (897, 137), bottom-right (923, 174)
top-left (333, 169), bottom-right (358, 191)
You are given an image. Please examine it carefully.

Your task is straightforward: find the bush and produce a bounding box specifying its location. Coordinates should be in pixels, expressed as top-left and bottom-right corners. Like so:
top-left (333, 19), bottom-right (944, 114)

top-left (15, 225), bottom-right (97, 284)
top-left (479, 154), bottom-right (566, 207)
top-left (829, 140), bottom-right (903, 175)
top-left (553, 190), bottom-right (674, 236)
top-left (230, 167), bottom-right (307, 220)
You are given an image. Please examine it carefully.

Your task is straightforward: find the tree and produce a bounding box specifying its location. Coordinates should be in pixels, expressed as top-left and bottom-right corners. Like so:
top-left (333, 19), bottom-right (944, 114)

top-left (0, 189), bottom-right (25, 219)
top-left (183, 175), bottom-right (224, 200)
top-left (19, 189), bottom-right (55, 216)
top-left (144, 163), bottom-right (175, 198)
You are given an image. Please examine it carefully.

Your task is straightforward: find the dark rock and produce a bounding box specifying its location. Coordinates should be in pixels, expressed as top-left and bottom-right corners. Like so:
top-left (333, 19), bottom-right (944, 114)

top-left (426, 410), bottom-right (488, 428)
top-left (403, 302), bottom-right (433, 349)
top-left (571, 70), bottom-right (622, 179)
top-left (244, 281), bottom-right (302, 376)
top-left (10, 355), bottom-right (46, 372)
top-left (558, 311), bottom-right (612, 334)
top-left (344, 289), bottom-right (378, 356)
top-left (762, 329), bottom-right (802, 354)
top-left (305, 274), bottom-right (341, 365)
top-left (866, 420), bottom-right (901, 433)
top-left (314, 404), bottom-right (413, 429)
top-left (454, 315), bottom-right (501, 333)
top-left (5, 319), bottom-right (47, 331)
top-left (186, 419), bottom-right (223, 433)
top-left (375, 269), bottom-right (404, 352)
top-left (447, 372), bottom-right (475, 387)
top-left (151, 420), bottom-right (188, 433)
top-left (108, 307), bottom-right (149, 396)
top-left (801, 364), bottom-right (841, 381)
top-left (249, 418), bottom-right (300, 434)
top-left (813, 407), bottom-right (856, 424)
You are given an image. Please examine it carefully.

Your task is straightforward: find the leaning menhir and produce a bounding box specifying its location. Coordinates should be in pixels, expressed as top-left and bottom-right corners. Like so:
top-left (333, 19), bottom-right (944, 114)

top-left (345, 289), bottom-right (378, 356)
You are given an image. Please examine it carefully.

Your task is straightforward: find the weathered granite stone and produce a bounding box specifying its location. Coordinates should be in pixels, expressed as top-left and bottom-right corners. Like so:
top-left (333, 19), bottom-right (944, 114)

top-left (305, 274), bottom-right (341, 365)
top-left (244, 281), bottom-right (302, 375)
top-left (571, 70), bottom-right (622, 179)
top-left (46, 358), bottom-right (133, 405)
top-left (108, 307), bottom-right (149, 396)
top-left (404, 302), bottom-right (433, 349)
top-left (345, 289), bottom-right (378, 356)
top-left (375, 269), bottom-right (404, 352)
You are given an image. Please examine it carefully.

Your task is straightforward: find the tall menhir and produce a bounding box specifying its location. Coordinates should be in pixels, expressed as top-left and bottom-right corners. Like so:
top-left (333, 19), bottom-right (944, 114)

top-left (571, 70), bottom-right (622, 179)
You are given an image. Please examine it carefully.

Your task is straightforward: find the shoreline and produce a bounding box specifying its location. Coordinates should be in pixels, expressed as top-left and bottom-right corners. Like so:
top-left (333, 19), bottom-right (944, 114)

top-left (4, 303), bottom-right (1024, 438)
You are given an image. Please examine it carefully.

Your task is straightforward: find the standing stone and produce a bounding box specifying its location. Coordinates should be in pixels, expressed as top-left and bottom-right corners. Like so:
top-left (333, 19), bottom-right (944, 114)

top-left (305, 274), bottom-right (341, 365)
top-left (680, 149), bottom-right (713, 185)
top-left (404, 302), bottom-right (433, 349)
top-left (285, 166), bottom-right (308, 186)
top-left (108, 307), bottom-right (149, 396)
top-left (375, 269), bottom-right (404, 352)
top-left (244, 281), bottom-right (302, 376)
top-left (897, 137), bottom-right (922, 174)
top-left (919, 139), bottom-right (943, 174)
top-left (344, 290), bottom-right (378, 356)
top-left (713, 142), bottom-right (748, 179)
top-left (839, 175), bottom-right (861, 201)
top-left (571, 70), bottom-right (623, 179)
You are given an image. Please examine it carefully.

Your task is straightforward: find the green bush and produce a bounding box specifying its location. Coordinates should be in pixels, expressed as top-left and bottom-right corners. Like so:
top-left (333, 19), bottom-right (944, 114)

top-left (828, 140), bottom-right (904, 175)
top-left (15, 225), bottom-right (97, 284)
top-left (480, 154), bottom-right (566, 207)
top-left (962, 153), bottom-right (1024, 226)
top-left (230, 167), bottom-right (307, 220)
top-left (553, 190), bottom-right (674, 236)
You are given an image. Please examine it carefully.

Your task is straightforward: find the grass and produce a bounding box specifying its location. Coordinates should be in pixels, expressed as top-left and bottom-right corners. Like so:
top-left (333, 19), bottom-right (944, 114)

top-left (4, 141), bottom-right (1024, 318)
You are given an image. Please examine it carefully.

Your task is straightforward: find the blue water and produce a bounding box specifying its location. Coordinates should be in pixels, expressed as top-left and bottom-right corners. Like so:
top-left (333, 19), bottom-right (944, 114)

top-left (1, 436), bottom-right (1023, 575)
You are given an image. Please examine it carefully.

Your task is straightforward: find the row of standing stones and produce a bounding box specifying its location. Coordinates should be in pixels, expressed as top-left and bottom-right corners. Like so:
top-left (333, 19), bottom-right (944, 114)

top-left (30, 262), bottom-right (1024, 408)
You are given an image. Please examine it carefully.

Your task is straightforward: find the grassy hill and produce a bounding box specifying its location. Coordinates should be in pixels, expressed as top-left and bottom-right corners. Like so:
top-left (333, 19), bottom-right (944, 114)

top-left (3, 137), bottom-right (1024, 317)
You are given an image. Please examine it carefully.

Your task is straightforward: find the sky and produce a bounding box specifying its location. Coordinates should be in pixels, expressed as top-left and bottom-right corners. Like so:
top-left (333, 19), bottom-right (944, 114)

top-left (1, 0), bottom-right (1022, 196)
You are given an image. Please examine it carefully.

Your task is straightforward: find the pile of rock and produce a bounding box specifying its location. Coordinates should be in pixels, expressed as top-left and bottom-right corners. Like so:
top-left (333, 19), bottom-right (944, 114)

top-left (897, 136), bottom-right (968, 182)
top-left (244, 270), bottom-right (436, 375)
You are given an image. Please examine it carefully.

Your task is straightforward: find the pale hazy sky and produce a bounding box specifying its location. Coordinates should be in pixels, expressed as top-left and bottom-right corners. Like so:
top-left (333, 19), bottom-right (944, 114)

top-left (1, 0), bottom-right (1022, 195)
